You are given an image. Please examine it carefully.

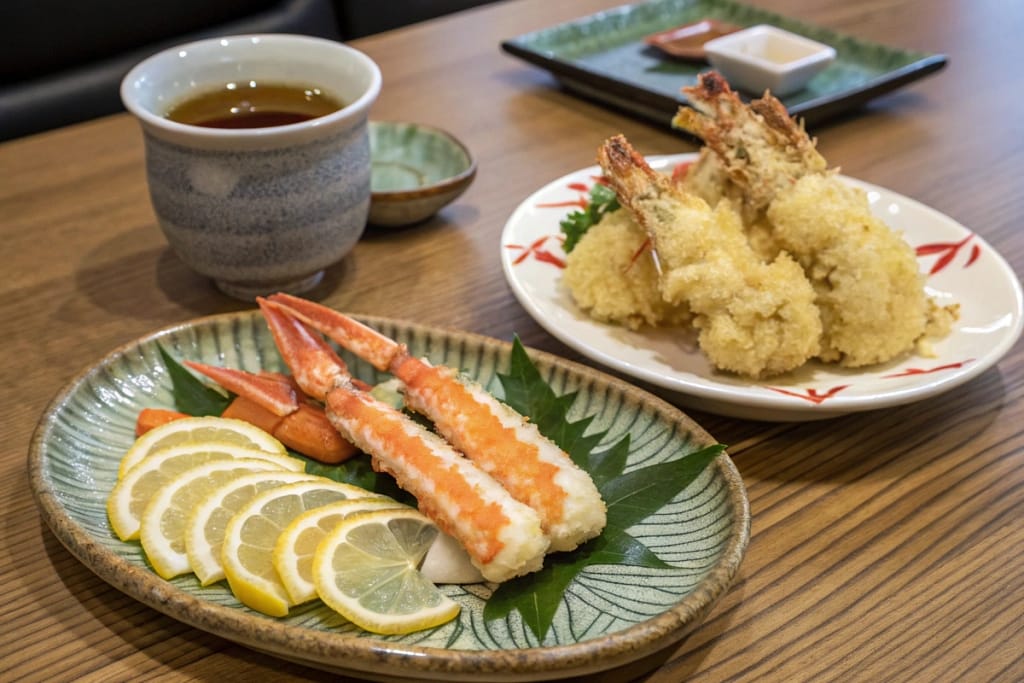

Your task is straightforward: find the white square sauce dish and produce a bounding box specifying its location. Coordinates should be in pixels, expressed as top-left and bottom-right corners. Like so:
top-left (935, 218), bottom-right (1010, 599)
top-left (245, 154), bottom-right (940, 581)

top-left (703, 24), bottom-right (836, 96)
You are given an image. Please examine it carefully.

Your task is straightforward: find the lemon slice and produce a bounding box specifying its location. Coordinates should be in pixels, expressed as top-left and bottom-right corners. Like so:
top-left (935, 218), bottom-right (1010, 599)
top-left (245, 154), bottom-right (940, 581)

top-left (221, 479), bottom-right (377, 616)
top-left (273, 498), bottom-right (406, 605)
top-left (313, 508), bottom-right (461, 634)
top-left (118, 416), bottom-right (287, 479)
top-left (139, 459), bottom-right (286, 579)
top-left (107, 442), bottom-right (304, 541)
top-left (186, 470), bottom-right (322, 586)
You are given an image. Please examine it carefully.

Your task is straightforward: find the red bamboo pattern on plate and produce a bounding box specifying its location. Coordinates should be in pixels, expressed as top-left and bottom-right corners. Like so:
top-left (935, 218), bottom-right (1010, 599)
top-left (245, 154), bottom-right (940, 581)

top-left (506, 235), bottom-right (565, 268)
top-left (916, 234), bottom-right (980, 275)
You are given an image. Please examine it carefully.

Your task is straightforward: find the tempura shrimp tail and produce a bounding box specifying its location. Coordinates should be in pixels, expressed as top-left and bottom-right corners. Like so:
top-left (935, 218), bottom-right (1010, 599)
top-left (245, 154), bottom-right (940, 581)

top-left (672, 71), bottom-right (826, 212)
top-left (596, 134), bottom-right (711, 232)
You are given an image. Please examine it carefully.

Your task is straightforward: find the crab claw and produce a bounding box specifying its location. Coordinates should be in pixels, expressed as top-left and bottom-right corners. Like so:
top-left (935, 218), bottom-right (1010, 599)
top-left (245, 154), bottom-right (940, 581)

top-left (184, 362), bottom-right (300, 416)
top-left (256, 297), bottom-right (355, 401)
top-left (179, 360), bottom-right (358, 464)
top-left (267, 293), bottom-right (402, 372)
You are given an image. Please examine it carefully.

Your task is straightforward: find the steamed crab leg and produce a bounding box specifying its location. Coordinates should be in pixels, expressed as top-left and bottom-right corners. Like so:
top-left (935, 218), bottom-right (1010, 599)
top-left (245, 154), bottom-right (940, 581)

top-left (263, 293), bottom-right (608, 553)
top-left (257, 298), bottom-right (549, 583)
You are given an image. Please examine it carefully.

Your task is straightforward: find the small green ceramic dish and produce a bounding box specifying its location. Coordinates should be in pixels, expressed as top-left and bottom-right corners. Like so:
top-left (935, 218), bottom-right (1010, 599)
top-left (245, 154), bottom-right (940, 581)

top-left (368, 121), bottom-right (477, 227)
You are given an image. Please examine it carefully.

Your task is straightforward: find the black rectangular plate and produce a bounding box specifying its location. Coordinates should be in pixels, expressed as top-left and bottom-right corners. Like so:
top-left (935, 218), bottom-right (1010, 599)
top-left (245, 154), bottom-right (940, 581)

top-left (501, 0), bottom-right (947, 127)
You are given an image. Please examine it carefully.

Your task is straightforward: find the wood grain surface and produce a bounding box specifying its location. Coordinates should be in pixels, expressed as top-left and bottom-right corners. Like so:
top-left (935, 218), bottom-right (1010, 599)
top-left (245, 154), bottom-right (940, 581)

top-left (2, 0), bottom-right (1022, 681)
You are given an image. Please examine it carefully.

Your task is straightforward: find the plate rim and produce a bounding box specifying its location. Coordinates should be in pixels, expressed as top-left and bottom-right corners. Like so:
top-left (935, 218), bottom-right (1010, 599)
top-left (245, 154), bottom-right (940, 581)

top-left (500, 153), bottom-right (1024, 421)
top-left (28, 310), bottom-right (750, 681)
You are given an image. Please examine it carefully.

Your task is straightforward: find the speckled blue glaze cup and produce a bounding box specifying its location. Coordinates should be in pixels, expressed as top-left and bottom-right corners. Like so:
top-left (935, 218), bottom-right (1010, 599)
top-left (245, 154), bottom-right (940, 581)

top-left (121, 34), bottom-right (381, 299)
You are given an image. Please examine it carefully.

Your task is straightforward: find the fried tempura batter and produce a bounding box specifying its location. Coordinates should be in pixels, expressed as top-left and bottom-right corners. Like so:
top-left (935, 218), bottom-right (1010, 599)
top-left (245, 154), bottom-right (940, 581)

top-left (766, 174), bottom-right (929, 365)
top-left (562, 72), bottom-right (957, 377)
top-left (562, 209), bottom-right (691, 330)
top-left (675, 72), bottom-right (954, 367)
top-left (595, 135), bottom-right (822, 378)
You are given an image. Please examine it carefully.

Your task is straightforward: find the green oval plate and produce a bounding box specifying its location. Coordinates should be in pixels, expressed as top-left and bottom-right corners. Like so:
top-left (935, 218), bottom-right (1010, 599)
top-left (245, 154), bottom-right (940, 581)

top-left (29, 311), bottom-right (748, 682)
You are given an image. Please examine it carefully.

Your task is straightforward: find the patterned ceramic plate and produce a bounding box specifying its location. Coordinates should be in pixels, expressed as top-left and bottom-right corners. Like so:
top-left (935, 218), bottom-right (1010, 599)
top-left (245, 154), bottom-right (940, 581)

top-left (28, 313), bottom-right (749, 682)
top-left (500, 154), bottom-right (1024, 421)
top-left (500, 0), bottom-right (946, 127)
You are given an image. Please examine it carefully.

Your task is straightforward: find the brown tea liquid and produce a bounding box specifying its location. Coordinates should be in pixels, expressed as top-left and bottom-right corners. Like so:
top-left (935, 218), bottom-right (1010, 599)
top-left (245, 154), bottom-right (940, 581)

top-left (165, 82), bottom-right (344, 129)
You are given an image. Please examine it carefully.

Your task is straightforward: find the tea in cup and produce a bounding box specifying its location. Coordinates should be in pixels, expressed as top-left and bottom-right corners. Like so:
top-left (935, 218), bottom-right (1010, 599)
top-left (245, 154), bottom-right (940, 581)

top-left (121, 34), bottom-right (382, 299)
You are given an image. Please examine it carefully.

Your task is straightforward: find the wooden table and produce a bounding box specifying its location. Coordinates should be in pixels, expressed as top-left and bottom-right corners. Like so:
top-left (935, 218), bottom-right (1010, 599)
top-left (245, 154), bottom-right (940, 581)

top-left (3, 0), bottom-right (1022, 680)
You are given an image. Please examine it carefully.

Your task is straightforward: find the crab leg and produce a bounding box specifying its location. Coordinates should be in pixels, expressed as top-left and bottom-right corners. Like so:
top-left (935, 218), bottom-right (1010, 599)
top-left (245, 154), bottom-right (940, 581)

top-left (257, 298), bottom-right (549, 583)
top-left (181, 362), bottom-right (359, 464)
top-left (264, 294), bottom-right (608, 553)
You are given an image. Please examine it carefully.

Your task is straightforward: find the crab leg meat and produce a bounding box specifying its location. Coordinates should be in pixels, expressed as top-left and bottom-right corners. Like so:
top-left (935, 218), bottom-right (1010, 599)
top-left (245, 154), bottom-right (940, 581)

top-left (256, 298), bottom-right (549, 583)
top-left (264, 293), bottom-right (608, 553)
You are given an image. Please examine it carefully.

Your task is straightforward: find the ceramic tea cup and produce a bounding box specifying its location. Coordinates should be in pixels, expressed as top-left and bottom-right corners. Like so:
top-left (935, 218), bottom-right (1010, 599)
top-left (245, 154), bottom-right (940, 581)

top-left (121, 34), bottom-right (382, 299)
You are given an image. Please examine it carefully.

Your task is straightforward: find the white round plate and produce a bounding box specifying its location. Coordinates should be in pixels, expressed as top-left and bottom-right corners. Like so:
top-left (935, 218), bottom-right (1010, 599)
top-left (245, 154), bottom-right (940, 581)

top-left (501, 154), bottom-right (1023, 421)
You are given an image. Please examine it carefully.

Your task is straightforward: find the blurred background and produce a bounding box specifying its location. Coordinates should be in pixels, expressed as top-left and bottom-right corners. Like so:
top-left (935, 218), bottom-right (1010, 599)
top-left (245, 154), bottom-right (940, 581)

top-left (1, 0), bottom-right (502, 141)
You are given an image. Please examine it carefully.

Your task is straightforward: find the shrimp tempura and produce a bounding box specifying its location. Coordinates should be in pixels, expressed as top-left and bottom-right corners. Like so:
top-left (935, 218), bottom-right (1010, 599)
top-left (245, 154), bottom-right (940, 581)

top-left (676, 72), bottom-right (944, 366)
top-left (597, 134), bottom-right (822, 378)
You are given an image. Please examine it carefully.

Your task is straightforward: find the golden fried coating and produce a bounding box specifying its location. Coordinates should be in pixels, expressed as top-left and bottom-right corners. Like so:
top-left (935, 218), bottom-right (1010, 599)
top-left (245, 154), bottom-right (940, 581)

top-left (563, 209), bottom-right (691, 330)
top-left (766, 173), bottom-right (929, 366)
top-left (678, 71), bottom-right (957, 368)
top-left (562, 72), bottom-right (957, 379)
top-left (596, 134), bottom-right (822, 378)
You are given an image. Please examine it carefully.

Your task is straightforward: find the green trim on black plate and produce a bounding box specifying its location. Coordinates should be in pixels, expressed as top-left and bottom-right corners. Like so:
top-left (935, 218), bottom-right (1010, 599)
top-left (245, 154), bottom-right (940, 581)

top-left (500, 0), bottom-right (946, 126)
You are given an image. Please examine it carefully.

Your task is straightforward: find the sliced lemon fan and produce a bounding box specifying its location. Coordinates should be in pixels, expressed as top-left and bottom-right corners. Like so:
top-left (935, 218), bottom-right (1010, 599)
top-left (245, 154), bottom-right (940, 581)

top-left (313, 508), bottom-right (461, 635)
top-left (274, 497), bottom-right (406, 605)
top-left (220, 479), bottom-right (378, 617)
top-left (186, 471), bottom-right (322, 586)
top-left (107, 442), bottom-right (304, 541)
top-left (118, 416), bottom-right (287, 479)
top-left (139, 459), bottom-right (286, 580)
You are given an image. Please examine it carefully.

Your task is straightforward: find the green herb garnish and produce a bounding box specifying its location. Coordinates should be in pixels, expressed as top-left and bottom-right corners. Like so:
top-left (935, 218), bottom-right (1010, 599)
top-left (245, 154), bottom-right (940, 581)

top-left (158, 345), bottom-right (230, 416)
top-left (559, 182), bottom-right (620, 253)
top-left (486, 338), bottom-right (725, 639)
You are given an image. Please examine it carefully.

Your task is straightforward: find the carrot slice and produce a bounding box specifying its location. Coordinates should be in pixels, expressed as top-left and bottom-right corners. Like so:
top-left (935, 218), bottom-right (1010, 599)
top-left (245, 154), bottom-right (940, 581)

top-left (221, 396), bottom-right (284, 435)
top-left (135, 408), bottom-right (190, 437)
top-left (274, 403), bottom-right (358, 464)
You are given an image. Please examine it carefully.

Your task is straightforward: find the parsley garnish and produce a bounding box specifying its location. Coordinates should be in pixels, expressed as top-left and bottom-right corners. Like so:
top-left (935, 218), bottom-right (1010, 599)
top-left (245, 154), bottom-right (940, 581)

top-left (559, 182), bottom-right (620, 253)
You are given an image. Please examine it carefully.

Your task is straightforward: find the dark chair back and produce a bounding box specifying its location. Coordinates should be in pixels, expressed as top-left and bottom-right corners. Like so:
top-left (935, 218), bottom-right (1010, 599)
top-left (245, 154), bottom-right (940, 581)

top-left (0, 0), bottom-right (341, 141)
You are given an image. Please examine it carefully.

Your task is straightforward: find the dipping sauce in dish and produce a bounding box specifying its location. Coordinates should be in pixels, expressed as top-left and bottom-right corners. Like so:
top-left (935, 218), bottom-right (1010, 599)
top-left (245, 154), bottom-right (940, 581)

top-left (166, 82), bottom-right (345, 129)
top-left (644, 19), bottom-right (741, 60)
top-left (703, 25), bottom-right (836, 96)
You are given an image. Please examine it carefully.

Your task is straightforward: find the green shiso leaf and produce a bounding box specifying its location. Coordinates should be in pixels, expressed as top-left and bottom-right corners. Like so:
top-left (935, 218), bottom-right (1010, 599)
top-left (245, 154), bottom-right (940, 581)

top-left (486, 337), bottom-right (725, 640)
top-left (497, 338), bottom-right (603, 468)
top-left (559, 182), bottom-right (620, 253)
top-left (303, 456), bottom-right (413, 504)
top-left (158, 345), bottom-right (230, 416)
